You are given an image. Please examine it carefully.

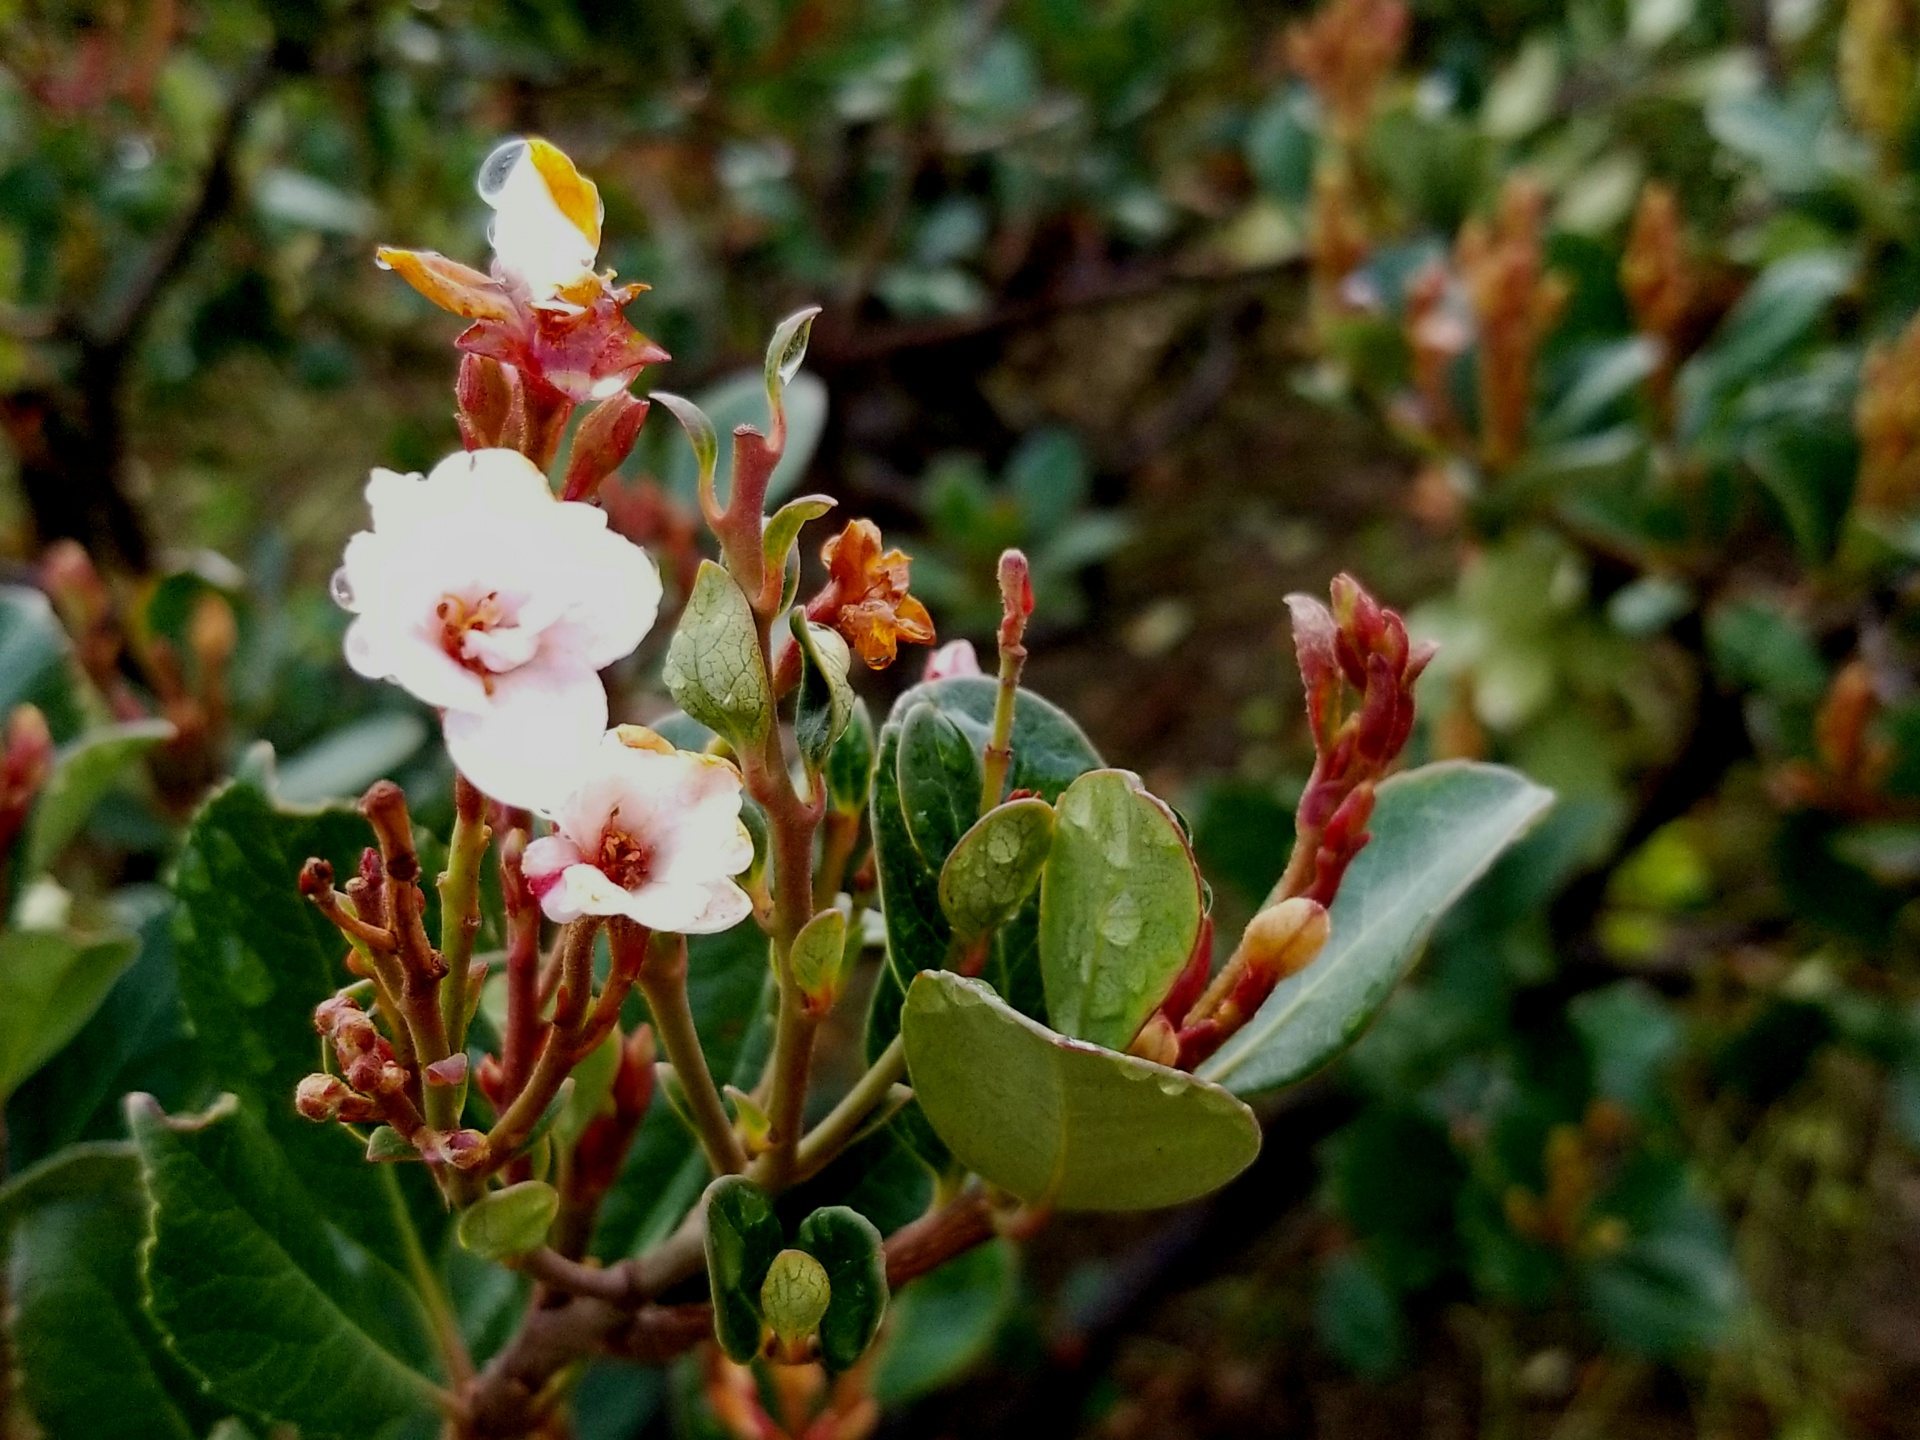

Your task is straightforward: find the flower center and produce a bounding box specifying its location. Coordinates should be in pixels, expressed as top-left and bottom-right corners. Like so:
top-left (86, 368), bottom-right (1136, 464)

top-left (597, 825), bottom-right (654, 890)
top-left (436, 591), bottom-right (510, 687)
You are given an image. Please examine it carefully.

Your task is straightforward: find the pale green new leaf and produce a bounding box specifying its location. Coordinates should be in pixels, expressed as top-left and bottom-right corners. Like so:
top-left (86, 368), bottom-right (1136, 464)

top-left (1201, 761), bottom-right (1554, 1096)
top-left (901, 971), bottom-right (1259, 1211)
top-left (457, 1181), bottom-right (559, 1261)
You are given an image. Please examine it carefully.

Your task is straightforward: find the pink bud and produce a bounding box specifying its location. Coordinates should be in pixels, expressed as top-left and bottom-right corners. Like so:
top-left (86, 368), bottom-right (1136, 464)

top-left (456, 354), bottom-right (513, 450)
top-left (0, 704), bottom-right (54, 853)
top-left (424, 1053), bottom-right (469, 1087)
top-left (295, 1073), bottom-right (352, 1121)
top-left (923, 639), bottom-right (982, 681)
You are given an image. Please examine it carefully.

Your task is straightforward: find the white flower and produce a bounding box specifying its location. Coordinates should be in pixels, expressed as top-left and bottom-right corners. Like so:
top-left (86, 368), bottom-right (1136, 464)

top-left (336, 448), bottom-right (662, 809)
top-left (522, 731), bottom-right (755, 934)
top-left (477, 137), bottom-right (602, 305)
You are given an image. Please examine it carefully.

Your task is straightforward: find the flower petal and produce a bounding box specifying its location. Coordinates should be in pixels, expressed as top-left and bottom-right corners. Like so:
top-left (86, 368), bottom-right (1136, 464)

top-left (375, 248), bottom-right (516, 322)
top-left (443, 655), bottom-right (606, 810)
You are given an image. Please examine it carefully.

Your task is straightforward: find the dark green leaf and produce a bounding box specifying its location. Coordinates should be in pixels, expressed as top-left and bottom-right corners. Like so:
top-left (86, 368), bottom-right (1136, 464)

top-left (826, 698), bottom-right (876, 816)
top-left (702, 1175), bottom-right (783, 1362)
top-left (22, 719), bottom-right (174, 878)
top-left (0, 585), bottom-right (84, 742)
top-left (129, 1094), bottom-right (442, 1437)
top-left (873, 1239), bottom-right (1015, 1406)
top-left (793, 1205), bottom-right (888, 1372)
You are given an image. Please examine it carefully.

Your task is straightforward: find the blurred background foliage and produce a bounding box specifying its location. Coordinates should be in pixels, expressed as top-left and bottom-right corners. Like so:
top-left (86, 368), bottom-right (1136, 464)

top-left (6, 0), bottom-right (1920, 1435)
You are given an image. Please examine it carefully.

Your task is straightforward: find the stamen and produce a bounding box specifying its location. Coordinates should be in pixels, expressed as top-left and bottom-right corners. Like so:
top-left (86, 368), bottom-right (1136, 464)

top-left (597, 826), bottom-right (654, 889)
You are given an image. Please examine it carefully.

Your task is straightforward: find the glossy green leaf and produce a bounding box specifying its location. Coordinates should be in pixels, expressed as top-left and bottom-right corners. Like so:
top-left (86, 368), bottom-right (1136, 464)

top-left (0, 928), bottom-right (138, 1099)
top-left (129, 1094), bottom-right (441, 1437)
top-left (896, 702), bottom-right (982, 864)
top-left (901, 971), bottom-right (1260, 1211)
top-left (703, 1175), bottom-right (784, 1362)
top-left (940, 797), bottom-right (1054, 942)
top-left (0, 1143), bottom-right (214, 1440)
top-left (664, 561), bottom-right (773, 749)
top-left (1201, 762), bottom-right (1555, 1096)
top-left (1676, 251), bottom-right (1851, 438)
top-left (794, 1205), bottom-right (888, 1372)
top-left (1039, 769), bottom-right (1203, 1051)
top-left (762, 493), bottom-right (835, 586)
top-left (873, 1239), bottom-right (1015, 1406)
top-left (22, 719), bottom-right (173, 878)
top-left (457, 1181), bottom-right (560, 1261)
top-left (272, 712), bottom-right (429, 804)
top-left (789, 610), bottom-right (854, 774)
top-left (652, 391), bottom-right (719, 507)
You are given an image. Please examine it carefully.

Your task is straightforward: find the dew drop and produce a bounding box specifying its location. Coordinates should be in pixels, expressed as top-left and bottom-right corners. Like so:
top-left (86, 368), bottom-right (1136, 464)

top-left (329, 566), bottom-right (356, 608)
top-left (477, 138), bottom-right (528, 204)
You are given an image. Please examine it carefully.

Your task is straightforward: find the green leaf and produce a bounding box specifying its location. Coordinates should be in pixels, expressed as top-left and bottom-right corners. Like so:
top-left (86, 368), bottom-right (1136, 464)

top-left (0, 1143), bottom-right (214, 1440)
top-left (457, 1181), bottom-right (560, 1261)
top-left (1039, 770), bottom-right (1203, 1051)
top-left (873, 1239), bottom-right (1015, 1406)
top-left (762, 493), bottom-right (835, 587)
top-left (1200, 762), bottom-right (1555, 1096)
top-left (1676, 252), bottom-right (1851, 438)
top-left (789, 610), bottom-right (854, 774)
top-left (0, 585), bottom-right (84, 741)
top-left (664, 561), bottom-right (773, 749)
top-left (939, 797), bottom-right (1054, 942)
top-left (702, 1175), bottom-right (784, 1362)
top-left (21, 719), bottom-right (174, 878)
top-left (826, 698), bottom-right (876, 816)
top-left (0, 928), bottom-right (138, 1099)
top-left (901, 971), bottom-right (1260, 1211)
top-left (793, 1205), bottom-right (889, 1372)
top-left (652, 391), bottom-right (719, 508)
top-left (760, 1249), bottom-right (831, 1343)
top-left (129, 1094), bottom-right (441, 1437)
top-left (896, 702), bottom-right (982, 864)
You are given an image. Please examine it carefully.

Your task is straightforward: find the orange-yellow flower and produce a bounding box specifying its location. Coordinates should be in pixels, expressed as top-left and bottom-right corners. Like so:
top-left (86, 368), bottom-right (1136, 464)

top-left (807, 520), bottom-right (936, 669)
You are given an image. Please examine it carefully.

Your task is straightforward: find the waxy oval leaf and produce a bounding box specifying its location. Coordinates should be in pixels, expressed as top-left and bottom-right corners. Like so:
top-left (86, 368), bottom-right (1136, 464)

top-left (794, 1205), bottom-right (889, 1372)
top-left (664, 561), bottom-right (773, 748)
top-left (1201, 761), bottom-right (1555, 1096)
top-left (940, 798), bottom-right (1055, 942)
top-left (703, 1174), bottom-right (783, 1363)
top-left (901, 971), bottom-right (1259, 1211)
top-left (23, 718), bottom-right (175, 879)
top-left (1039, 770), bottom-right (1203, 1052)
top-left (896, 702), bottom-right (981, 866)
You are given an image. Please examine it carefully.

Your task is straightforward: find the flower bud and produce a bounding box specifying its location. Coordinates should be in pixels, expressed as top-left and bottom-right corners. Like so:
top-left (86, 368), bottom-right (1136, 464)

top-left (761, 1248), bottom-right (831, 1361)
top-left (424, 1053), bottom-right (469, 1087)
top-left (923, 638), bottom-right (982, 681)
top-left (295, 1073), bottom-right (353, 1121)
top-left (0, 704), bottom-right (54, 856)
top-left (560, 391), bottom-right (650, 502)
top-left (456, 354), bottom-right (513, 450)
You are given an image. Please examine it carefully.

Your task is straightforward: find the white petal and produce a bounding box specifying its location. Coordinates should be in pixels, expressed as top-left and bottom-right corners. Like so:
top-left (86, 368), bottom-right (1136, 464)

top-left (522, 832), bottom-right (585, 895)
top-left (484, 145), bottom-right (598, 299)
top-left (537, 861), bottom-right (630, 924)
top-left (443, 657), bottom-right (606, 810)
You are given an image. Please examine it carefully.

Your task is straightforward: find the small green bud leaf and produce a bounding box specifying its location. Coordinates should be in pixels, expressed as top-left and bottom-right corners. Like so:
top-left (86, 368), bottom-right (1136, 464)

top-left (665, 561), bottom-right (773, 748)
top-left (364, 1125), bottom-right (415, 1163)
top-left (456, 1181), bottom-right (558, 1261)
top-left (765, 306), bottom-right (822, 397)
top-left (790, 907), bottom-right (850, 1014)
top-left (723, 1084), bottom-right (771, 1154)
top-left (790, 610), bottom-right (855, 774)
top-left (794, 1205), bottom-right (888, 1372)
top-left (520, 1076), bottom-right (575, 1158)
top-left (826, 698), bottom-right (876, 816)
top-left (653, 392), bottom-right (719, 514)
top-left (703, 1175), bottom-right (785, 1363)
top-left (763, 494), bottom-right (835, 590)
top-left (940, 798), bottom-right (1055, 942)
top-left (760, 1248), bottom-right (832, 1347)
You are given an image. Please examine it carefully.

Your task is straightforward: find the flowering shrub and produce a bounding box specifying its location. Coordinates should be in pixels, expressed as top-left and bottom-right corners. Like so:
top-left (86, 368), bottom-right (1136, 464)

top-left (0, 138), bottom-right (1549, 1440)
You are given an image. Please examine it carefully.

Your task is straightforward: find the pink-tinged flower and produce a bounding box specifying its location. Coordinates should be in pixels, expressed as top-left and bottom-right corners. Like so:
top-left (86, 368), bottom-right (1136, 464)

top-left (521, 730), bottom-right (754, 933)
top-left (923, 638), bottom-right (982, 681)
top-left (376, 137), bottom-right (668, 404)
top-left (335, 448), bottom-right (662, 809)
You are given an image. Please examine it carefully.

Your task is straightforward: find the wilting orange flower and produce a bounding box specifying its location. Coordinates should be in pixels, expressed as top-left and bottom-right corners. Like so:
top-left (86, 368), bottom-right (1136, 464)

top-left (1457, 176), bottom-right (1568, 472)
top-left (377, 138), bottom-right (668, 405)
top-left (1285, 0), bottom-right (1409, 144)
top-left (1856, 308), bottom-right (1920, 515)
top-left (807, 520), bottom-right (935, 669)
